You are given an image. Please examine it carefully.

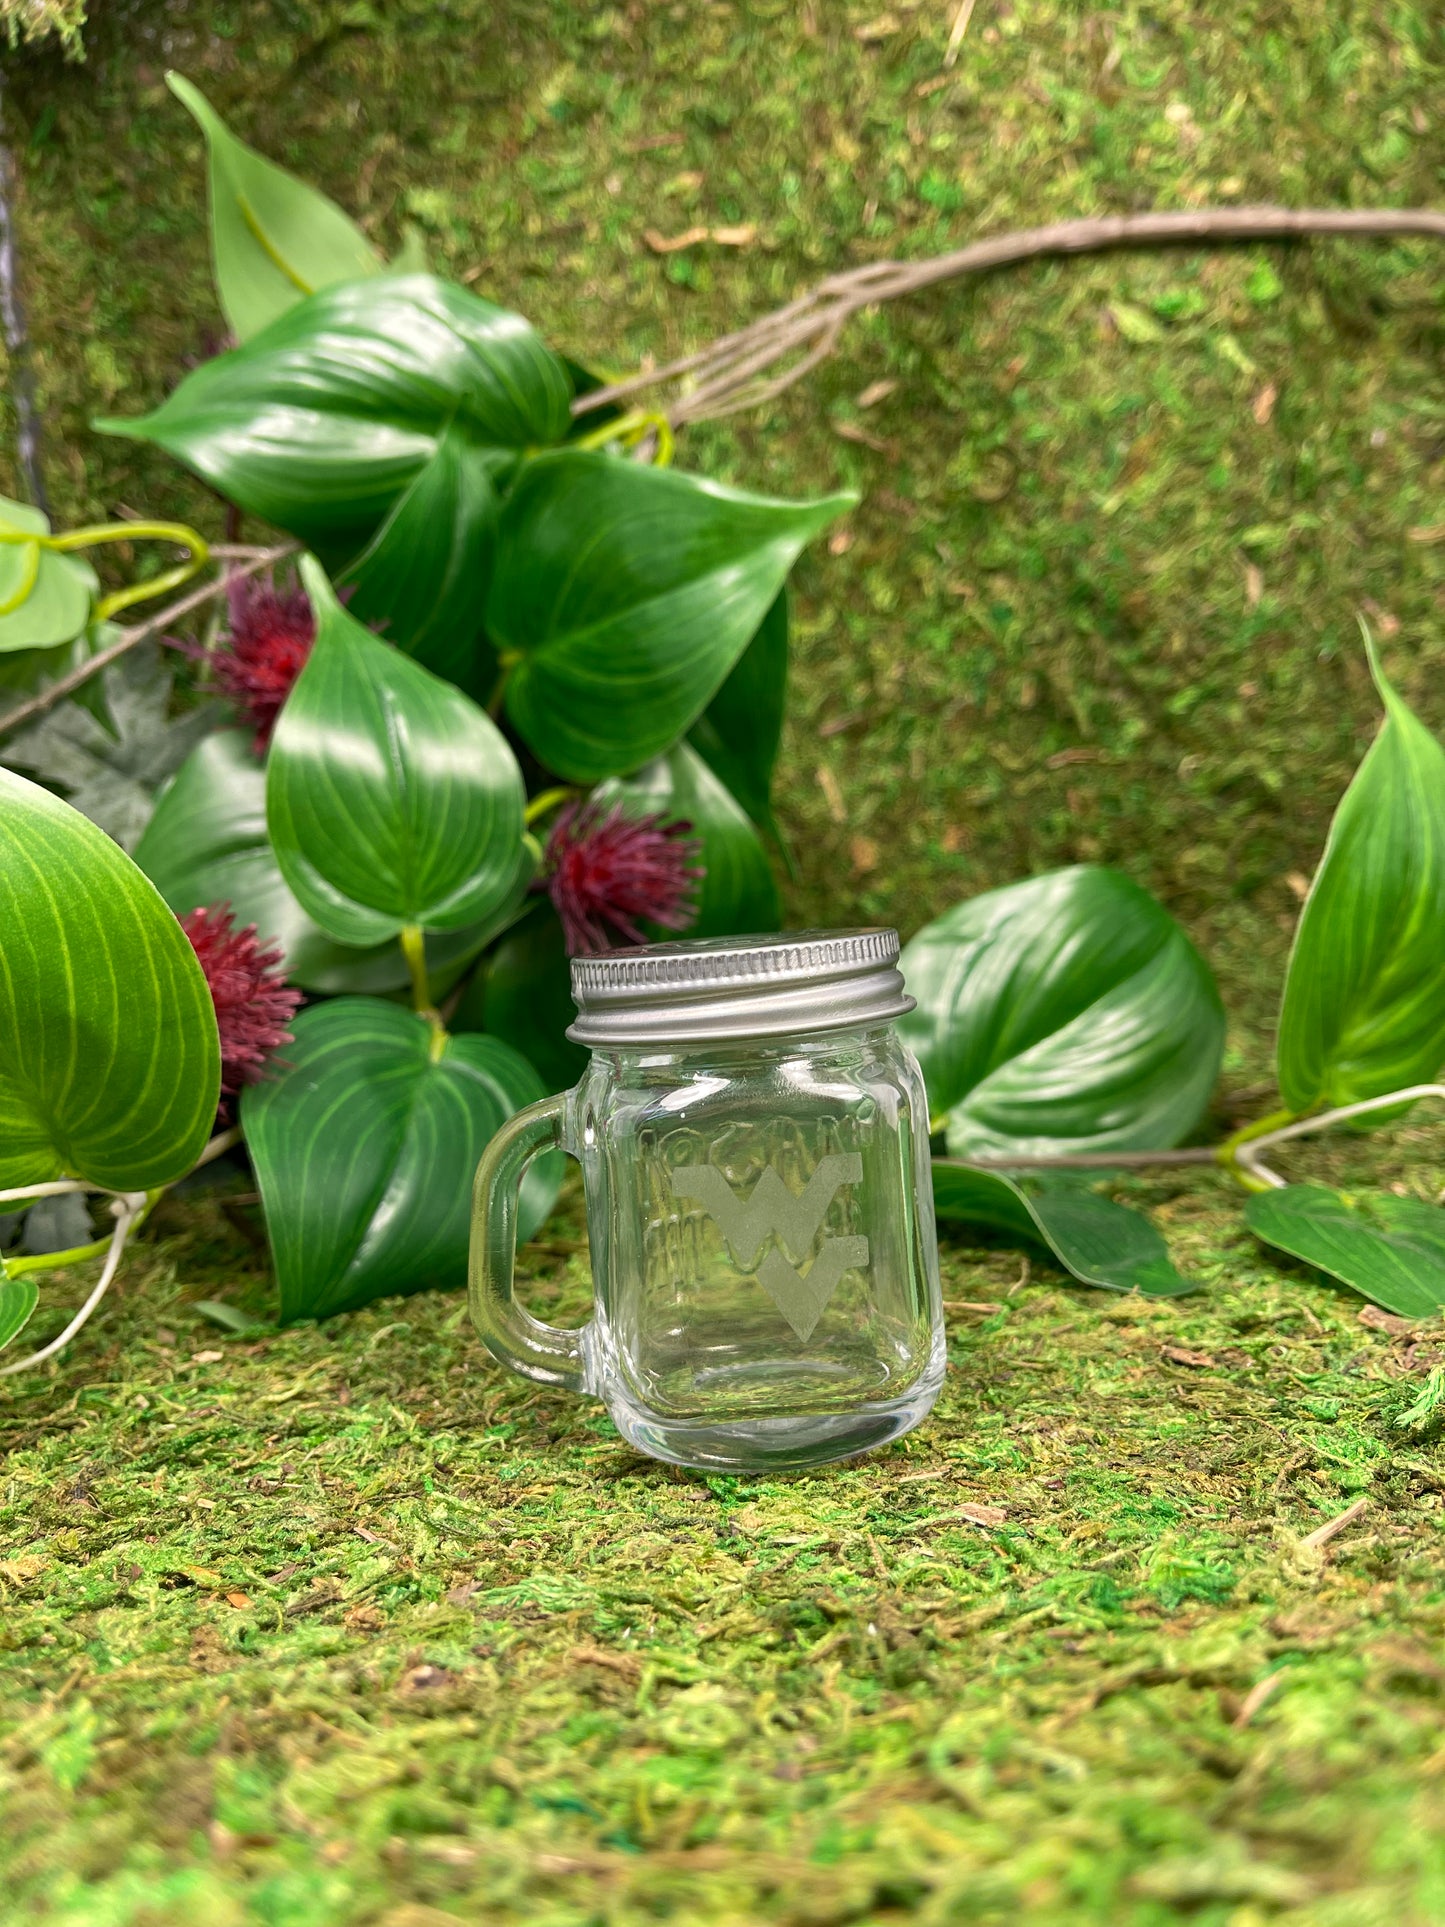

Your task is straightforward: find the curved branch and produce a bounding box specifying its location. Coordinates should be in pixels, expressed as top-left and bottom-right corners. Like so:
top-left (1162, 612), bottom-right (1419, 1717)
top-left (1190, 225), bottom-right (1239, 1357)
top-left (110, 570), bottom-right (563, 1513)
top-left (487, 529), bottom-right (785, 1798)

top-left (0, 1194), bottom-right (142, 1379)
top-left (0, 540), bottom-right (296, 739)
top-left (574, 206), bottom-right (1445, 425)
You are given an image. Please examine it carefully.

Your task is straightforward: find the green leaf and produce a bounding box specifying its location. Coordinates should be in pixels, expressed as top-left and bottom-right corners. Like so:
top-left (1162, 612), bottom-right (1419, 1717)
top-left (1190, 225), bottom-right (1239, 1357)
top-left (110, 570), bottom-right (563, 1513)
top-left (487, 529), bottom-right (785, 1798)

top-left (2, 643), bottom-right (221, 852)
top-left (0, 625), bottom-right (105, 712)
top-left (488, 452), bottom-right (853, 781)
top-left (96, 275), bottom-right (572, 653)
top-left (603, 739), bottom-right (780, 938)
top-left (1277, 646), bottom-right (1445, 1112)
top-left (168, 73), bottom-right (382, 343)
top-left (933, 1163), bottom-right (1195, 1296)
top-left (242, 999), bottom-right (560, 1321)
top-left (134, 729), bottom-right (510, 996)
top-left (900, 866), bottom-right (1224, 1159)
top-left (334, 419), bottom-right (501, 696)
top-left (1246, 1184), bottom-right (1445, 1318)
top-left (266, 560), bottom-right (528, 947)
top-left (454, 904), bottom-right (589, 1097)
top-left (192, 1298), bottom-right (267, 1335)
top-left (688, 589), bottom-right (788, 832)
top-left (0, 768), bottom-right (220, 1190)
top-left (0, 1274), bottom-right (39, 1352)
top-left (0, 497), bottom-right (97, 654)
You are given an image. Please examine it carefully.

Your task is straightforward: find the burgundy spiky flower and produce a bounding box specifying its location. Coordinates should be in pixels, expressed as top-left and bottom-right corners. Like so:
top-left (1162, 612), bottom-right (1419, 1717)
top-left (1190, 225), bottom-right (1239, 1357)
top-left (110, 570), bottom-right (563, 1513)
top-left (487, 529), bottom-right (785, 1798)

top-left (543, 798), bottom-right (703, 955)
top-left (212, 573), bottom-right (315, 750)
top-left (180, 904), bottom-right (302, 1118)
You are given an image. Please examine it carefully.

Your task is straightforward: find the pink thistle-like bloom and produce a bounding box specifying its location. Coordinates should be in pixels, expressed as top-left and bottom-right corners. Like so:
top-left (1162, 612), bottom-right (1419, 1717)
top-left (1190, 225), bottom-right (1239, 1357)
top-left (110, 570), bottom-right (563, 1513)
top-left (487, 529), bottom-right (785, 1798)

top-left (212, 573), bottom-right (315, 750)
top-left (544, 798), bottom-right (703, 955)
top-left (180, 904), bottom-right (303, 1115)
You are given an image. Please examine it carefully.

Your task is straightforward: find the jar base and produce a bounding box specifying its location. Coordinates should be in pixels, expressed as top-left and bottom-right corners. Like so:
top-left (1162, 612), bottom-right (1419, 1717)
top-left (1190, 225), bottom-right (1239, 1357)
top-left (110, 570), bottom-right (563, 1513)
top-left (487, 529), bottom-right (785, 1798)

top-left (604, 1375), bottom-right (943, 1474)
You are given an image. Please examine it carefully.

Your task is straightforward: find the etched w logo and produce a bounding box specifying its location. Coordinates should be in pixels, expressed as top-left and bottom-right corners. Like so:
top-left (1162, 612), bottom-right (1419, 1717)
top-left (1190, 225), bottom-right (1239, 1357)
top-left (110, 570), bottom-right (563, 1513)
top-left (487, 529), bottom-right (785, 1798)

top-left (670, 1154), bottom-right (868, 1341)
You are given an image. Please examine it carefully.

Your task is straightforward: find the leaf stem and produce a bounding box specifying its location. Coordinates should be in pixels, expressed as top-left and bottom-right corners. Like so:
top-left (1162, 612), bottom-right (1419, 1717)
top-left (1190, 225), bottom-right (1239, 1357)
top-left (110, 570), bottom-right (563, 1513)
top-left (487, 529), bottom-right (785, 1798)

top-left (401, 925), bottom-right (450, 1056)
top-left (2, 1235), bottom-right (112, 1278)
top-left (1214, 1106), bottom-right (1296, 1190)
top-left (60, 521), bottom-right (211, 622)
top-left (1232, 1084), bottom-right (1445, 1191)
top-left (524, 786), bottom-right (576, 828)
top-left (399, 923), bottom-right (435, 1017)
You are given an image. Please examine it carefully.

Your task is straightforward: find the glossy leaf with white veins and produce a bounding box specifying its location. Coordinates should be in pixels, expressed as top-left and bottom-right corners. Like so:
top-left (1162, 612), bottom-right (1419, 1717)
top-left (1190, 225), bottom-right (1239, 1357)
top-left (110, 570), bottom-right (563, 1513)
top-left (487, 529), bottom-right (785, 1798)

top-left (134, 729), bottom-right (520, 996)
top-left (168, 73), bottom-right (382, 343)
top-left (96, 275), bottom-right (571, 651)
top-left (265, 560), bottom-right (528, 948)
top-left (488, 451), bottom-right (852, 781)
top-left (1277, 646), bottom-right (1445, 1112)
top-left (0, 767), bottom-right (219, 1191)
top-left (900, 866), bottom-right (1224, 1159)
top-left (0, 496), bottom-right (97, 654)
top-left (242, 999), bottom-right (560, 1321)
top-left (1246, 1184), bottom-right (1445, 1318)
top-left (933, 1163), bottom-right (1195, 1296)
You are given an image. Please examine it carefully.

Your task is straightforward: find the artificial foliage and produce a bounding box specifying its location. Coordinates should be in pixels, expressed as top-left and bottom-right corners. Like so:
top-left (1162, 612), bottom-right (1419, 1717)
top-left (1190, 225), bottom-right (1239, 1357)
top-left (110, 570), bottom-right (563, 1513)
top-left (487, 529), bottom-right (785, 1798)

top-left (3, 75), bottom-right (1445, 1376)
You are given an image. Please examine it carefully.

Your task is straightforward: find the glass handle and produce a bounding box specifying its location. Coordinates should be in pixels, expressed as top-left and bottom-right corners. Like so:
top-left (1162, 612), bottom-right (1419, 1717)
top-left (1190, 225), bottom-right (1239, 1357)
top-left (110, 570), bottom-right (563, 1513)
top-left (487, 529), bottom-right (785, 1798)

top-left (468, 1092), bottom-right (586, 1393)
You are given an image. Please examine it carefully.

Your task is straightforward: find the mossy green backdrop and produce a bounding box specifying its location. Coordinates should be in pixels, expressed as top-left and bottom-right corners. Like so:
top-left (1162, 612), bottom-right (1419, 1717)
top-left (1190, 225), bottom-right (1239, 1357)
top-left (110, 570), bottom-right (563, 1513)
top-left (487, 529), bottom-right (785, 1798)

top-left (1, 3), bottom-right (1443, 1921)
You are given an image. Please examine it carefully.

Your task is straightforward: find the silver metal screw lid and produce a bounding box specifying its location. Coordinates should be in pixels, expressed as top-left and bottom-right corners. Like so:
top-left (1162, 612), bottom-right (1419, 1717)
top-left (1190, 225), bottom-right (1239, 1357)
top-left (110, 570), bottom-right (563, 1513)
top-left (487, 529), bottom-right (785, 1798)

top-left (566, 928), bottom-right (914, 1047)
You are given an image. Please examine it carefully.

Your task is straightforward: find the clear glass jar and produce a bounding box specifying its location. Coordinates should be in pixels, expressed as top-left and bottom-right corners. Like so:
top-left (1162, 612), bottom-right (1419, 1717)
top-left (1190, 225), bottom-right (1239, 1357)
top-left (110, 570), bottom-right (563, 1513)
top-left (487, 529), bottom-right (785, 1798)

top-left (470, 931), bottom-right (944, 1472)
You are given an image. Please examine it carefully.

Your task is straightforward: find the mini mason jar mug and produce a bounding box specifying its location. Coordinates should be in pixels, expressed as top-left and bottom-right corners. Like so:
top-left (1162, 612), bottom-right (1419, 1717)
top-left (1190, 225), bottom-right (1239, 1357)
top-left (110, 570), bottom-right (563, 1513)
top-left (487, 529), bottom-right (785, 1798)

top-left (469, 929), bottom-right (945, 1473)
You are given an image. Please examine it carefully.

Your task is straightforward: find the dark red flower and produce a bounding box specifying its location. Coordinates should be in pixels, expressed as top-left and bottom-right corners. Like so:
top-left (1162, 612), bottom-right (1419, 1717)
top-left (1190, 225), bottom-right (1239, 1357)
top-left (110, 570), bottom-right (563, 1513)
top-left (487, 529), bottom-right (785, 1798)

top-left (212, 572), bottom-right (315, 750)
top-left (543, 798), bottom-right (703, 955)
top-left (180, 904), bottom-right (302, 1114)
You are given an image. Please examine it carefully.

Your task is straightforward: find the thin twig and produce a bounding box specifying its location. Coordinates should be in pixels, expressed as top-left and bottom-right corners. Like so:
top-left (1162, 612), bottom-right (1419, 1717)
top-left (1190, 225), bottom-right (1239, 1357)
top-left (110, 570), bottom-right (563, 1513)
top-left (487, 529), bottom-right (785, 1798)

top-left (574, 206), bottom-right (1445, 425)
top-left (0, 541), bottom-right (294, 738)
top-left (0, 1179), bottom-right (94, 1206)
top-left (1231, 1670), bottom-right (1286, 1729)
top-left (0, 1194), bottom-right (141, 1379)
top-left (1299, 1496), bottom-right (1369, 1551)
top-left (957, 1147), bottom-right (1218, 1170)
top-left (943, 0), bottom-right (978, 68)
top-left (192, 1126), bottom-right (243, 1169)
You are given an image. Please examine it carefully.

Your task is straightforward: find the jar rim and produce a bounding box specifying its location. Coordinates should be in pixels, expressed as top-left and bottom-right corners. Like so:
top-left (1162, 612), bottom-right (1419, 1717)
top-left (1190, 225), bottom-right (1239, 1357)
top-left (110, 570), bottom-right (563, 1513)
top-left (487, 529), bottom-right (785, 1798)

top-left (566, 927), bottom-right (914, 1047)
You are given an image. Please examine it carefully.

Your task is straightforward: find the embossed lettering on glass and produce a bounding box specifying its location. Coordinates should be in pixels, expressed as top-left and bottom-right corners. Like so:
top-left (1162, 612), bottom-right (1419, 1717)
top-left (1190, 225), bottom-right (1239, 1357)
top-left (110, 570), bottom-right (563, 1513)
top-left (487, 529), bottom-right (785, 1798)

top-left (469, 930), bottom-right (945, 1472)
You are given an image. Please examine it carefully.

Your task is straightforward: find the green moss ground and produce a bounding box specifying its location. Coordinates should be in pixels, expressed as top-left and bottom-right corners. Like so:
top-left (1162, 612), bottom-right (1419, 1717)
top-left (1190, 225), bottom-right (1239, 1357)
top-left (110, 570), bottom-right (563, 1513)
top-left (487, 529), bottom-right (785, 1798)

top-left (2, 1), bottom-right (1444, 1919)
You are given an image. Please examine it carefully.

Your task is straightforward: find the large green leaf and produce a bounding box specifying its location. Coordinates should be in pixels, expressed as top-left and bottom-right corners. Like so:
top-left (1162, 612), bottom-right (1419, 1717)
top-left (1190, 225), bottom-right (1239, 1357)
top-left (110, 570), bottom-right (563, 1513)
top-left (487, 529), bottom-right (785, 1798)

top-left (933, 1162), bottom-right (1195, 1297)
top-left (0, 497), bottom-right (97, 654)
top-left (242, 999), bottom-right (560, 1321)
top-left (454, 904), bottom-right (589, 1097)
top-left (1277, 648), bottom-right (1445, 1113)
top-left (334, 420), bottom-right (502, 696)
top-left (688, 589), bottom-right (788, 832)
top-left (603, 739), bottom-right (780, 938)
top-left (0, 768), bottom-right (219, 1190)
top-left (133, 729), bottom-right (508, 995)
top-left (900, 866), bottom-right (1224, 1159)
top-left (168, 73), bottom-right (382, 344)
top-left (266, 560), bottom-right (528, 947)
top-left (488, 453), bottom-right (853, 781)
top-left (1246, 1183), bottom-right (1445, 1318)
top-left (96, 275), bottom-right (571, 653)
